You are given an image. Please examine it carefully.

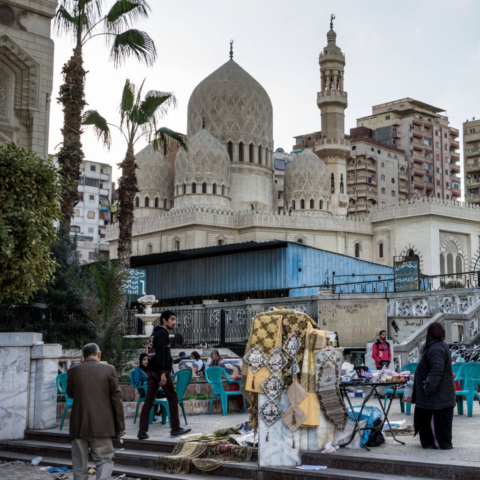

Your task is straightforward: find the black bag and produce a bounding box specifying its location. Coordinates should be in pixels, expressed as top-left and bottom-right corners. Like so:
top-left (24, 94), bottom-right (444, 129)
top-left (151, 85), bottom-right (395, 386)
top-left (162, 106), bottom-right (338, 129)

top-left (365, 418), bottom-right (385, 447)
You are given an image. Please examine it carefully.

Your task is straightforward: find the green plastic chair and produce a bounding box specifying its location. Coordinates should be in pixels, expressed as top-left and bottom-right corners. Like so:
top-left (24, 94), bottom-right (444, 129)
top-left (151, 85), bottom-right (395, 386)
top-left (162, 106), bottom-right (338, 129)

top-left (130, 370), bottom-right (148, 424)
top-left (56, 373), bottom-right (73, 431)
top-left (452, 363), bottom-right (466, 390)
top-left (384, 362), bottom-right (418, 415)
top-left (455, 363), bottom-right (480, 417)
top-left (151, 369), bottom-right (192, 427)
top-left (205, 366), bottom-right (246, 416)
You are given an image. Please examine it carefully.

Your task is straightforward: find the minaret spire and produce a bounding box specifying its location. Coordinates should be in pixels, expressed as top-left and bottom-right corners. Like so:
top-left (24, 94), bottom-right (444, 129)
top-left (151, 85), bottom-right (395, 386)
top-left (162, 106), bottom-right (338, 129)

top-left (330, 14), bottom-right (335, 30)
top-left (229, 40), bottom-right (233, 60)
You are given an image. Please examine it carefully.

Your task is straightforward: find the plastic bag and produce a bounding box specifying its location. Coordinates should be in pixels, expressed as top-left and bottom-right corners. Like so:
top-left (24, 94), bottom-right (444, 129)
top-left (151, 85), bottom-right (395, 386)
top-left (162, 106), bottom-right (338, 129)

top-left (237, 421), bottom-right (253, 435)
top-left (321, 442), bottom-right (336, 454)
top-left (403, 384), bottom-right (413, 403)
top-left (347, 405), bottom-right (382, 444)
top-left (30, 457), bottom-right (42, 466)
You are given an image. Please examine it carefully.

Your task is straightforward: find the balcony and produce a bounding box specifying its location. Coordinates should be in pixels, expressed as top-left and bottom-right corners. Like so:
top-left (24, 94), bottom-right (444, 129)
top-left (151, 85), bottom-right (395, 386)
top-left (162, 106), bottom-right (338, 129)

top-left (423, 144), bottom-right (433, 152)
top-left (413, 144), bottom-right (424, 152)
top-left (452, 188), bottom-right (461, 197)
top-left (451, 164), bottom-right (461, 173)
top-left (347, 164), bottom-right (356, 171)
top-left (450, 140), bottom-right (459, 149)
top-left (465, 145), bottom-right (480, 157)
top-left (414, 183), bottom-right (425, 189)
top-left (348, 204), bottom-right (368, 213)
top-left (413, 157), bottom-right (424, 164)
top-left (392, 131), bottom-right (400, 139)
top-left (352, 176), bottom-right (377, 185)
top-left (412, 131), bottom-right (423, 139)
top-left (450, 152), bottom-right (460, 161)
top-left (451, 127), bottom-right (459, 136)
top-left (399, 172), bottom-right (408, 181)
top-left (467, 178), bottom-right (480, 187)
top-left (399, 185), bottom-right (408, 193)
top-left (466, 161), bottom-right (480, 173)
top-left (467, 193), bottom-right (480, 203)
top-left (423, 132), bottom-right (433, 139)
top-left (451, 175), bottom-right (462, 182)
top-left (413, 170), bottom-right (425, 176)
top-left (412, 119), bottom-right (423, 126)
top-left (347, 177), bottom-right (357, 184)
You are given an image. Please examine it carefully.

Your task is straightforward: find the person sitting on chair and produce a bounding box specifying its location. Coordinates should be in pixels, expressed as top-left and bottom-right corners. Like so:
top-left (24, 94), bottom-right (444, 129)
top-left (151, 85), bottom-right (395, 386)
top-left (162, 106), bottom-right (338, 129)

top-left (210, 349), bottom-right (224, 367)
top-left (191, 351), bottom-right (205, 375)
top-left (174, 351), bottom-right (188, 364)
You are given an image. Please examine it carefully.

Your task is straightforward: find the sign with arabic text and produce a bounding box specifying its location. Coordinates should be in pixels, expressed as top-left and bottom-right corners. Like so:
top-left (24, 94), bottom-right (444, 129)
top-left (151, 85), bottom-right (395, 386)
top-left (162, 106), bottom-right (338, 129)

top-left (394, 259), bottom-right (419, 292)
top-left (124, 269), bottom-right (146, 295)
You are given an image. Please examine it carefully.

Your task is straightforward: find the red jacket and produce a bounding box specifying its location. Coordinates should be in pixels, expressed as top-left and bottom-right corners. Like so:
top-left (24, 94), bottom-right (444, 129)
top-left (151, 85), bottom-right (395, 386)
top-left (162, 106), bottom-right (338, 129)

top-left (372, 338), bottom-right (391, 367)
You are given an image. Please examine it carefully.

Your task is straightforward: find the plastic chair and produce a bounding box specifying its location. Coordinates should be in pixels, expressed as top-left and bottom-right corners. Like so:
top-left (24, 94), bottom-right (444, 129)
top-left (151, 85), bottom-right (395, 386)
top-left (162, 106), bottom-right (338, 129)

top-left (455, 363), bottom-right (480, 417)
top-left (56, 373), bottom-right (73, 431)
top-left (205, 366), bottom-right (246, 416)
top-left (384, 362), bottom-right (418, 415)
top-left (452, 363), bottom-right (466, 390)
top-left (130, 370), bottom-right (148, 424)
top-left (151, 369), bottom-right (192, 427)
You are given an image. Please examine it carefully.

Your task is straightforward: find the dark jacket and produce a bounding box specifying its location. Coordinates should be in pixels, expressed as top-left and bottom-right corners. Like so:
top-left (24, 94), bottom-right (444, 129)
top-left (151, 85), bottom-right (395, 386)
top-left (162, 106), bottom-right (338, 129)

top-left (415, 340), bottom-right (455, 410)
top-left (147, 327), bottom-right (173, 372)
top-left (66, 358), bottom-right (125, 440)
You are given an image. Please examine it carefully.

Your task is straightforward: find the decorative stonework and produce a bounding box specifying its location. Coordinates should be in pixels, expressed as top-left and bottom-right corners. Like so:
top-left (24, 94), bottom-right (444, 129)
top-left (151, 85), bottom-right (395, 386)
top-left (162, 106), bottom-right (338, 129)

top-left (458, 297), bottom-right (471, 313)
top-left (0, 67), bottom-right (9, 117)
top-left (413, 299), bottom-right (428, 317)
top-left (397, 300), bottom-right (412, 317)
top-left (284, 149), bottom-right (331, 212)
top-left (187, 59), bottom-right (273, 149)
top-left (440, 297), bottom-right (455, 314)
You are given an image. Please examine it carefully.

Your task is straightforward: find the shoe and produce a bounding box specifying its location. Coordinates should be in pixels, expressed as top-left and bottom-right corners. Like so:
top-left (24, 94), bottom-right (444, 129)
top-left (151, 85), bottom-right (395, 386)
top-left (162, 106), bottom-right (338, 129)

top-left (154, 415), bottom-right (162, 423)
top-left (171, 428), bottom-right (191, 437)
top-left (137, 430), bottom-right (149, 440)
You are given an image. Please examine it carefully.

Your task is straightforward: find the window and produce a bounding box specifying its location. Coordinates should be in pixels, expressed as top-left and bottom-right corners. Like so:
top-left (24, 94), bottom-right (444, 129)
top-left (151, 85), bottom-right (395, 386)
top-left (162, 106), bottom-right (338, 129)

top-left (437, 193), bottom-right (440, 198)
top-left (355, 243), bottom-right (360, 258)
top-left (175, 240), bottom-right (180, 251)
top-left (391, 178), bottom-right (395, 184)
top-left (183, 183), bottom-right (186, 194)
top-left (202, 182), bottom-right (207, 193)
top-left (470, 128), bottom-right (475, 134)
top-left (258, 146), bottom-right (262, 164)
top-left (135, 197), bottom-right (139, 207)
top-left (100, 182), bottom-right (104, 189)
top-left (444, 133), bottom-right (448, 139)
top-left (381, 162), bottom-right (385, 168)
top-left (391, 190), bottom-right (395, 197)
top-left (426, 177), bottom-right (433, 184)
top-left (446, 182), bottom-right (449, 188)
top-left (155, 197), bottom-right (159, 208)
top-left (89, 194), bottom-right (95, 201)
top-left (88, 252), bottom-right (95, 260)
top-left (352, 146), bottom-right (356, 151)
top-left (218, 239), bottom-right (224, 245)
top-left (300, 199), bottom-right (305, 209)
top-left (381, 187), bottom-right (386, 194)
top-left (213, 183), bottom-right (217, 194)
top-left (447, 195), bottom-right (450, 199)
top-left (265, 147), bottom-right (269, 166)
top-left (192, 182), bottom-right (196, 193)
top-left (381, 174), bottom-right (385, 181)
top-left (437, 167), bottom-right (442, 173)
top-left (456, 255), bottom-right (462, 273)
top-left (435, 130), bottom-right (441, 136)
top-left (447, 253), bottom-right (454, 274)
top-left (85, 177), bottom-right (99, 187)
top-left (71, 226), bottom-right (80, 233)
top-left (379, 243), bottom-right (384, 258)
top-left (445, 170), bottom-right (449, 176)
top-left (378, 150), bottom-right (381, 154)
top-left (249, 143), bottom-right (254, 163)
top-left (87, 211), bottom-right (95, 219)
top-left (319, 200), bottom-right (323, 209)
top-left (435, 142), bottom-right (441, 148)
top-left (385, 115), bottom-right (390, 120)
top-left (444, 144), bottom-right (448, 151)
top-left (239, 142), bottom-right (244, 162)
top-left (73, 209), bottom-right (80, 217)
top-left (424, 139), bottom-right (431, 146)
top-left (147, 244), bottom-right (152, 255)
top-left (308, 136), bottom-right (311, 141)
top-left (391, 165), bottom-right (394, 170)
top-left (88, 227), bottom-right (93, 234)
top-left (440, 254), bottom-right (445, 275)
top-left (310, 199), bottom-right (314, 209)
top-left (222, 185), bottom-right (225, 196)
top-left (90, 165), bottom-right (96, 171)
top-left (437, 180), bottom-right (440, 186)
top-left (145, 196), bottom-right (149, 207)
top-left (292, 200), bottom-right (296, 210)
top-left (164, 198), bottom-right (167, 209)
top-left (227, 142), bottom-right (233, 161)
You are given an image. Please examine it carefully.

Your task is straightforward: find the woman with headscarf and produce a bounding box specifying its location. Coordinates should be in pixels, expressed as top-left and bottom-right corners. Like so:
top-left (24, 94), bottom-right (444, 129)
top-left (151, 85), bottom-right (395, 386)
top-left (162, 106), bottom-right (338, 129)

top-left (414, 322), bottom-right (455, 450)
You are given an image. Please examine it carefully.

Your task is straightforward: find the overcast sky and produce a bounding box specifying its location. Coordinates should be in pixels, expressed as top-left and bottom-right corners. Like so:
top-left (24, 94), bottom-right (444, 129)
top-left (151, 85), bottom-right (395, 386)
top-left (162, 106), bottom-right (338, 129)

top-left (48, 0), bottom-right (480, 183)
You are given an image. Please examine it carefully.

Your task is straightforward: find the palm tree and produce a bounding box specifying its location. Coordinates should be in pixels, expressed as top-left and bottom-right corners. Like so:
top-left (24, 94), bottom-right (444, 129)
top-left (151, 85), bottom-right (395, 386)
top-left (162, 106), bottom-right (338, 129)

top-left (55, 0), bottom-right (157, 232)
top-left (83, 79), bottom-right (187, 267)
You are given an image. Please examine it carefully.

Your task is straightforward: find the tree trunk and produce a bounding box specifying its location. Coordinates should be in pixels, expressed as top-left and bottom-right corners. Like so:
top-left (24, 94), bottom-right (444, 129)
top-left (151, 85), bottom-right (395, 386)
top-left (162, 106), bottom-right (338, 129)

top-left (117, 143), bottom-right (138, 268)
top-left (57, 45), bottom-right (86, 232)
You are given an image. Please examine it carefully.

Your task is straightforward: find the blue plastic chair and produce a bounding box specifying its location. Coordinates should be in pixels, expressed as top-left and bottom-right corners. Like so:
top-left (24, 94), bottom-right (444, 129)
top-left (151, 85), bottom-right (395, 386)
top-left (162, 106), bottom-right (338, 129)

top-left (384, 362), bottom-right (418, 415)
top-left (452, 363), bottom-right (465, 390)
top-left (455, 363), bottom-right (480, 417)
top-left (151, 369), bottom-right (192, 427)
top-left (56, 373), bottom-right (73, 431)
top-left (130, 370), bottom-right (148, 424)
top-left (205, 366), bottom-right (246, 416)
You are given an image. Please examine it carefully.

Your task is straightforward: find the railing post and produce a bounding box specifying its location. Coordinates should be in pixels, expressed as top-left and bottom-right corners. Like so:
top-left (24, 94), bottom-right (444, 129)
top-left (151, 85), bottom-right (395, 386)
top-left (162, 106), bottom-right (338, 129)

top-left (220, 308), bottom-right (226, 348)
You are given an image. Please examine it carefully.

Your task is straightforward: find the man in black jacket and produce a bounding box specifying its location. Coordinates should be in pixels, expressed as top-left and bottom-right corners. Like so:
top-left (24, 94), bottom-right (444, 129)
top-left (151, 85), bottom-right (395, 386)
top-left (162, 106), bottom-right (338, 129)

top-left (138, 310), bottom-right (191, 439)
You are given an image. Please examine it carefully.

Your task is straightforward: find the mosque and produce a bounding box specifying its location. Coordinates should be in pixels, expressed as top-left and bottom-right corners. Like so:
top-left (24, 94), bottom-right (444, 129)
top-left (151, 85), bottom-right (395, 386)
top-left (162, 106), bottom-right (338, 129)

top-left (106, 22), bottom-right (480, 279)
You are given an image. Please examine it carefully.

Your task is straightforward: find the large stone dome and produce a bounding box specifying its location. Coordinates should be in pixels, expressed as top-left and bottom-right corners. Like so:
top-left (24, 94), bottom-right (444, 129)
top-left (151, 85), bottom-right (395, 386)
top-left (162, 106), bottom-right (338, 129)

top-left (174, 128), bottom-right (231, 208)
top-left (135, 145), bottom-right (174, 213)
top-left (187, 59), bottom-right (273, 148)
top-left (284, 148), bottom-right (331, 212)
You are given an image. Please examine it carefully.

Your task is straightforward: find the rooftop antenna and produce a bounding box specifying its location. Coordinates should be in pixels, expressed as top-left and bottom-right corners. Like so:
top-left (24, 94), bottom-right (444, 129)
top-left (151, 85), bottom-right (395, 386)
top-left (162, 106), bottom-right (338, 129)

top-left (229, 39), bottom-right (233, 60)
top-left (330, 14), bottom-right (335, 30)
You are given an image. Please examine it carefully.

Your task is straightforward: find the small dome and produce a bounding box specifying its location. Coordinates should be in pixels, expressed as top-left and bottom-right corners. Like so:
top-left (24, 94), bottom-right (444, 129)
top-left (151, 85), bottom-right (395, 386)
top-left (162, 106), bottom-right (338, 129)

top-left (275, 147), bottom-right (285, 153)
top-left (135, 145), bottom-right (173, 206)
top-left (284, 148), bottom-right (331, 211)
top-left (175, 128), bottom-right (230, 189)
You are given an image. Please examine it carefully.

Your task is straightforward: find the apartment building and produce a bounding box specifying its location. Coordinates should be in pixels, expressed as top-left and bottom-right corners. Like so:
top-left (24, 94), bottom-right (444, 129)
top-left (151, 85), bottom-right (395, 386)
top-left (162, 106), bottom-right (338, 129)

top-left (357, 98), bottom-right (461, 201)
top-left (464, 118), bottom-right (480, 204)
top-left (347, 128), bottom-right (408, 217)
top-left (273, 147), bottom-right (296, 213)
top-left (292, 131), bottom-right (322, 153)
top-left (71, 160), bottom-right (113, 263)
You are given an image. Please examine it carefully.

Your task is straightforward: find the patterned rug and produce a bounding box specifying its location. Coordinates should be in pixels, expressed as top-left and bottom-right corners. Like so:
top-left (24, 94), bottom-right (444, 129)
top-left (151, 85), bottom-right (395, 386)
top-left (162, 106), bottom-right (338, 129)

top-left (156, 441), bottom-right (208, 474)
top-left (315, 349), bottom-right (349, 432)
top-left (192, 444), bottom-right (252, 472)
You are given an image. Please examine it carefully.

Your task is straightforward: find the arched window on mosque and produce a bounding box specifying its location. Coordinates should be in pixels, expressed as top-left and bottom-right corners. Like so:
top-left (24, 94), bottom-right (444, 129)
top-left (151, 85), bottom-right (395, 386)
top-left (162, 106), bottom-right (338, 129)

top-left (319, 200), bottom-right (323, 209)
top-left (297, 238), bottom-right (304, 244)
top-left (212, 184), bottom-right (217, 194)
top-left (440, 254), bottom-right (445, 275)
top-left (164, 198), bottom-right (167, 209)
top-left (192, 183), bottom-right (196, 193)
top-left (135, 197), bottom-right (139, 207)
top-left (182, 184), bottom-right (185, 194)
top-left (175, 240), bottom-right (180, 251)
top-left (379, 243), bottom-right (384, 259)
top-left (249, 143), bottom-right (254, 163)
top-left (456, 255), bottom-right (462, 274)
top-left (239, 142), bottom-right (244, 162)
top-left (218, 239), bottom-right (224, 245)
top-left (147, 244), bottom-right (152, 255)
top-left (222, 185), bottom-right (225, 196)
top-left (355, 243), bottom-right (361, 258)
top-left (265, 147), bottom-right (269, 167)
top-left (145, 196), bottom-right (149, 207)
top-left (310, 199), bottom-right (314, 209)
top-left (292, 200), bottom-right (296, 210)
top-left (202, 182), bottom-right (207, 193)
top-left (258, 146), bottom-right (262, 164)
top-left (227, 142), bottom-right (233, 161)
top-left (300, 199), bottom-right (305, 209)
top-left (154, 197), bottom-right (159, 208)
top-left (447, 253), bottom-right (454, 274)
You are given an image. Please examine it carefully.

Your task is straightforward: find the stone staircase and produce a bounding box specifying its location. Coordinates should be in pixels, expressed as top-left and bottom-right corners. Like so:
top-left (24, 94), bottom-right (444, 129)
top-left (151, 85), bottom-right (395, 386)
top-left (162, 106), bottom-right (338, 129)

top-left (0, 430), bottom-right (477, 479)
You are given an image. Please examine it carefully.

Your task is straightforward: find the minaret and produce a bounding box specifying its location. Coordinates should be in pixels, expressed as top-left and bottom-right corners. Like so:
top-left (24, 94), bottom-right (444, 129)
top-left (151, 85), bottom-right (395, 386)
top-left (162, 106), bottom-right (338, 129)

top-left (315, 15), bottom-right (350, 216)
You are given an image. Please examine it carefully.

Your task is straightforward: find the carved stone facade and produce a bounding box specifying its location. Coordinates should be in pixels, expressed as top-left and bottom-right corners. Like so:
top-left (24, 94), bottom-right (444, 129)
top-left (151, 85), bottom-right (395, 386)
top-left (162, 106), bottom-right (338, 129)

top-left (0, 1), bottom-right (57, 156)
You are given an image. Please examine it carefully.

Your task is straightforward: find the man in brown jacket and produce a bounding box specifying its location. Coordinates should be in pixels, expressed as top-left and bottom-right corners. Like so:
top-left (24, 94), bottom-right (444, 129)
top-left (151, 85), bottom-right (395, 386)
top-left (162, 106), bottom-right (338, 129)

top-left (67, 343), bottom-right (125, 480)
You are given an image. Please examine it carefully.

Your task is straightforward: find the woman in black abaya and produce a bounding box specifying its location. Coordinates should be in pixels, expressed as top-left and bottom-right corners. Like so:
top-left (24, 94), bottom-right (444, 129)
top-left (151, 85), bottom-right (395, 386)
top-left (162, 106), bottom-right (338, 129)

top-left (414, 322), bottom-right (455, 449)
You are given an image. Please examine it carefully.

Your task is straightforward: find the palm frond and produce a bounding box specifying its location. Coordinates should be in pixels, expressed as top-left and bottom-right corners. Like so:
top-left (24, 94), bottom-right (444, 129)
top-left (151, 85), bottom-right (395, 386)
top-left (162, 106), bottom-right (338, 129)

top-left (82, 110), bottom-right (112, 150)
top-left (105, 0), bottom-right (150, 33)
top-left (120, 79), bottom-right (135, 126)
top-left (140, 91), bottom-right (176, 118)
top-left (153, 127), bottom-right (188, 156)
top-left (54, 5), bottom-right (78, 36)
top-left (109, 29), bottom-right (157, 67)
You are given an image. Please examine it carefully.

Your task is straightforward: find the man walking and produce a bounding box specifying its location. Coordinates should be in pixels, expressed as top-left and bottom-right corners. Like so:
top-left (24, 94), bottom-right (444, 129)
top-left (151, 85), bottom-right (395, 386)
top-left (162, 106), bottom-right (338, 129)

top-left (67, 343), bottom-right (125, 480)
top-left (372, 330), bottom-right (392, 369)
top-left (138, 310), bottom-right (191, 439)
